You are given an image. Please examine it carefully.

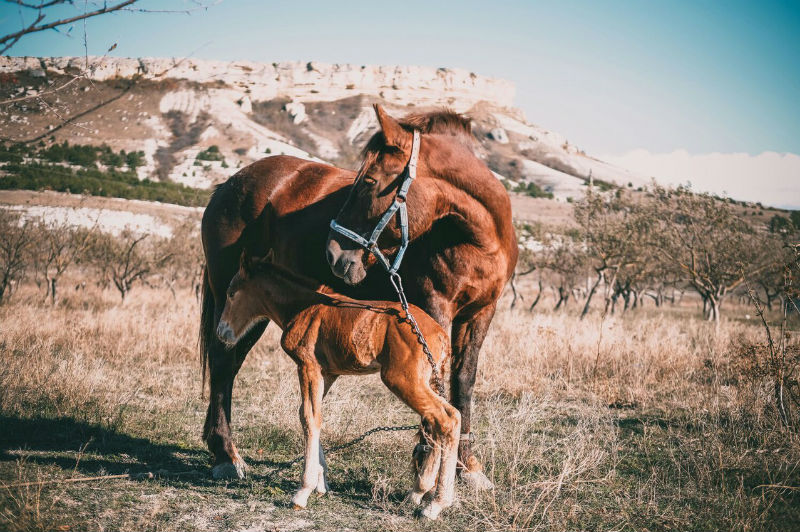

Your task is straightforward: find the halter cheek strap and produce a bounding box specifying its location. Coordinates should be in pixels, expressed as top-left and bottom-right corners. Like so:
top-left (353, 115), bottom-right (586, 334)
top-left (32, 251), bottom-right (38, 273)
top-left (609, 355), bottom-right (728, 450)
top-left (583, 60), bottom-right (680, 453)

top-left (329, 129), bottom-right (421, 274)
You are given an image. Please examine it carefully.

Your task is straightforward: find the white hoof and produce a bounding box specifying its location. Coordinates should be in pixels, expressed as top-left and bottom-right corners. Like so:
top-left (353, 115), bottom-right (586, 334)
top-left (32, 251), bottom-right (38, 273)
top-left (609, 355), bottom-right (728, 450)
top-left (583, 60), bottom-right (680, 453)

top-left (405, 490), bottom-right (425, 506)
top-left (211, 460), bottom-right (247, 480)
top-left (291, 489), bottom-right (312, 509)
top-left (421, 501), bottom-right (443, 520)
top-left (460, 469), bottom-right (494, 490)
top-left (315, 469), bottom-right (329, 495)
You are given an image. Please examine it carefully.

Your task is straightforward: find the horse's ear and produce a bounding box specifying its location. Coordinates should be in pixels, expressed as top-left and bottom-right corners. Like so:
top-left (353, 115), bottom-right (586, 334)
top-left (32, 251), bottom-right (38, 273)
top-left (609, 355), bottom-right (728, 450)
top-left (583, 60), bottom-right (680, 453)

top-left (374, 104), bottom-right (408, 149)
top-left (461, 115), bottom-right (473, 134)
top-left (239, 249), bottom-right (251, 278)
top-left (250, 248), bottom-right (275, 269)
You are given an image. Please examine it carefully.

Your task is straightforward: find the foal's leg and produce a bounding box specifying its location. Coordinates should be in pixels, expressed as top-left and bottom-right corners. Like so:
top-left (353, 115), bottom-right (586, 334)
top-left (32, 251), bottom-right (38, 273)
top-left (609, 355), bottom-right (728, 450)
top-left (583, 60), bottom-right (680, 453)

top-left (381, 367), bottom-right (461, 520)
top-left (315, 373), bottom-right (338, 495)
top-left (408, 421), bottom-right (441, 505)
top-left (292, 361), bottom-right (324, 509)
top-left (426, 400), bottom-right (461, 520)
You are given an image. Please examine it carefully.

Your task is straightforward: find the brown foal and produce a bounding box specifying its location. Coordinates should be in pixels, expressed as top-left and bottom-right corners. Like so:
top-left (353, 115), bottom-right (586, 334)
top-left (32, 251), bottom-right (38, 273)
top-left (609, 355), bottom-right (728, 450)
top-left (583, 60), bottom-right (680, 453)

top-left (216, 253), bottom-right (460, 520)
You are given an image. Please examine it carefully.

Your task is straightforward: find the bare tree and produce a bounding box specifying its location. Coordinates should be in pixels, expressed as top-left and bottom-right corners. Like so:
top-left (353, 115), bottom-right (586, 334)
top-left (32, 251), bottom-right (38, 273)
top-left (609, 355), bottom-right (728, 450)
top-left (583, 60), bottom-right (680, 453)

top-left (574, 188), bottom-right (647, 318)
top-left (151, 220), bottom-right (203, 298)
top-left (743, 243), bottom-right (800, 427)
top-left (540, 227), bottom-right (588, 311)
top-left (1, 1), bottom-right (214, 56)
top-left (0, 0), bottom-right (216, 144)
top-left (0, 210), bottom-right (34, 304)
top-left (29, 219), bottom-right (96, 305)
top-left (648, 185), bottom-right (770, 322)
top-left (0, 1), bottom-right (139, 55)
top-left (87, 230), bottom-right (171, 301)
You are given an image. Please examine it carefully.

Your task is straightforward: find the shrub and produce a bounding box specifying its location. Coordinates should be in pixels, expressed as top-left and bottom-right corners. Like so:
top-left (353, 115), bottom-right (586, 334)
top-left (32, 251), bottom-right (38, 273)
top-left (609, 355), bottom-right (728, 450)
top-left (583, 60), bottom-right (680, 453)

top-left (196, 145), bottom-right (224, 162)
top-left (0, 162), bottom-right (210, 207)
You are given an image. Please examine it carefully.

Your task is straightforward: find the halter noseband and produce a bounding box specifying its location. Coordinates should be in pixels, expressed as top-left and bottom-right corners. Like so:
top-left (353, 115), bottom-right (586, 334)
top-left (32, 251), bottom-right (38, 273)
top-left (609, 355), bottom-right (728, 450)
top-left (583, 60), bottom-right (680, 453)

top-left (329, 129), bottom-right (421, 274)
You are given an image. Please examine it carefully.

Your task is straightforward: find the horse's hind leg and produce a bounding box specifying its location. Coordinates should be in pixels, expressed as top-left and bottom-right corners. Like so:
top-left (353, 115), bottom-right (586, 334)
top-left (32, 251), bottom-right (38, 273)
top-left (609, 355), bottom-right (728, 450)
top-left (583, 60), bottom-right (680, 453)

top-left (450, 304), bottom-right (497, 490)
top-left (292, 361), bottom-right (325, 509)
top-left (203, 319), bottom-right (268, 479)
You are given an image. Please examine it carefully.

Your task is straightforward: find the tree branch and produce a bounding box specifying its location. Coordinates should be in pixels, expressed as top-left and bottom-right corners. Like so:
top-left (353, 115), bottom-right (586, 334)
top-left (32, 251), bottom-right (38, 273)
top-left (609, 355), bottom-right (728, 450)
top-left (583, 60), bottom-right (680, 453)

top-left (0, 0), bottom-right (139, 54)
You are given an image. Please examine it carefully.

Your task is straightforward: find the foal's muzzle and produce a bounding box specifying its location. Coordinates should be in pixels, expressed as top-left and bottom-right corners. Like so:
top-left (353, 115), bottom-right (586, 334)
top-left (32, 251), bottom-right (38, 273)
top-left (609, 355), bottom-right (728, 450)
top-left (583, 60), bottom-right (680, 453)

top-left (216, 320), bottom-right (237, 346)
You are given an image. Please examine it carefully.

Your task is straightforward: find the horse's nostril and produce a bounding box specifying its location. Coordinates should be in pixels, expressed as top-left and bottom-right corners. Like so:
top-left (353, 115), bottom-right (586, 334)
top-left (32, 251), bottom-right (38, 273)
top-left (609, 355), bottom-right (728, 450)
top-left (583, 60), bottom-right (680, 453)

top-left (326, 248), bottom-right (334, 265)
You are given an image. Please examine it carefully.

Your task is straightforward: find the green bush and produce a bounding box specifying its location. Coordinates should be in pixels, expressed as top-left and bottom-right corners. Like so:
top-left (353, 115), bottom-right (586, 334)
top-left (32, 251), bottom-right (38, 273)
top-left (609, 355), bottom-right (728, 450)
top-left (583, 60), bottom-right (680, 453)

top-left (196, 145), bottom-right (225, 162)
top-left (125, 151), bottom-right (145, 170)
top-left (513, 181), bottom-right (554, 199)
top-left (0, 162), bottom-right (210, 207)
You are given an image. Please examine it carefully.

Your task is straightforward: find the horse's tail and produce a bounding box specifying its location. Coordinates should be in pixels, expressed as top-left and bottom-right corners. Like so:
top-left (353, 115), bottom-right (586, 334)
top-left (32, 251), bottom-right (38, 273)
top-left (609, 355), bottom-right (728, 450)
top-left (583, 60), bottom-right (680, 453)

top-left (199, 266), bottom-right (215, 395)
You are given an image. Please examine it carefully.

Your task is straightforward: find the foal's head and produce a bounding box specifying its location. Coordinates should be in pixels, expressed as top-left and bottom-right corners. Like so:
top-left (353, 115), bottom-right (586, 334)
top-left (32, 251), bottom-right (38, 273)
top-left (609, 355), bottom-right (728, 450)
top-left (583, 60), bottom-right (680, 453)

top-left (325, 104), bottom-right (472, 285)
top-left (216, 251), bottom-right (276, 347)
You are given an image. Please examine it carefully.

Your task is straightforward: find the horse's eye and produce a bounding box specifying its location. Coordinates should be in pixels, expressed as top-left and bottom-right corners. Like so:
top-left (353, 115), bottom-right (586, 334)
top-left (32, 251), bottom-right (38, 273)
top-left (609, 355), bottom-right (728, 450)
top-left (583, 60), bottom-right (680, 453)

top-left (363, 176), bottom-right (377, 186)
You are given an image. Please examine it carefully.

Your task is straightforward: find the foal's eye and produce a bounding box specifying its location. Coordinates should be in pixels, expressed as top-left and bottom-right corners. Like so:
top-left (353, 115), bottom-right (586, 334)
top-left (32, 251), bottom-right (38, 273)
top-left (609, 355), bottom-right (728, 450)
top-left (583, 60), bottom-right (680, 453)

top-left (362, 176), bottom-right (377, 186)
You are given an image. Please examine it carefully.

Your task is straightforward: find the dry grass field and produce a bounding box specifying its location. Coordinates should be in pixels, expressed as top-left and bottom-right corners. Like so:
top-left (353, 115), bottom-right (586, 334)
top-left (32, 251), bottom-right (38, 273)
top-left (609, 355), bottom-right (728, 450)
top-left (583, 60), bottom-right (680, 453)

top-left (1, 278), bottom-right (799, 531)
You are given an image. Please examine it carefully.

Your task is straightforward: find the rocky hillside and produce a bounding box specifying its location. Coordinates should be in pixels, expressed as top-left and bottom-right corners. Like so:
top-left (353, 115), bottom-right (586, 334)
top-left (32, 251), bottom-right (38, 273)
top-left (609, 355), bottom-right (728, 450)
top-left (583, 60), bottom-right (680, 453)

top-left (0, 56), bottom-right (646, 200)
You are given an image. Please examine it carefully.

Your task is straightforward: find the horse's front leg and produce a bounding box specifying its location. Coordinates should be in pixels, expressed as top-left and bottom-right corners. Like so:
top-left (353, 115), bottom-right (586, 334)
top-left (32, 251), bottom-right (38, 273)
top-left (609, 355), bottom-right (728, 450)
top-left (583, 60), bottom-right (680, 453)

top-left (203, 319), bottom-right (267, 479)
top-left (450, 303), bottom-right (497, 490)
top-left (314, 373), bottom-right (338, 495)
top-left (292, 361), bottom-right (325, 509)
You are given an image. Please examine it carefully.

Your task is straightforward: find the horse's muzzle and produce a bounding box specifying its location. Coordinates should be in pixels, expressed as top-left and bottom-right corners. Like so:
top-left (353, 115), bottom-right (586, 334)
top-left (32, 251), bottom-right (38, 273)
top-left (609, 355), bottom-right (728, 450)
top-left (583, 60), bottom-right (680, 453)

top-left (326, 232), bottom-right (367, 285)
top-left (216, 320), bottom-right (237, 346)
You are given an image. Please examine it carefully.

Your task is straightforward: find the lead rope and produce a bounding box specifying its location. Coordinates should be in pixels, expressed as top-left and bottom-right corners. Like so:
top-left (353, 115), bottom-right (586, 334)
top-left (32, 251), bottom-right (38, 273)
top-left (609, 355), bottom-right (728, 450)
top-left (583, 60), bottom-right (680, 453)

top-left (388, 272), bottom-right (447, 397)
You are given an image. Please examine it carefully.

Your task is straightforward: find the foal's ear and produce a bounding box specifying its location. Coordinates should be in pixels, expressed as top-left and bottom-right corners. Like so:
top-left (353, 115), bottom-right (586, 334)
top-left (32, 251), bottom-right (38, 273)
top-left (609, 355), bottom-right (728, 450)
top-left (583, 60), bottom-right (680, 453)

top-left (249, 248), bottom-right (275, 269)
top-left (374, 104), bottom-right (408, 149)
top-left (238, 249), bottom-right (252, 278)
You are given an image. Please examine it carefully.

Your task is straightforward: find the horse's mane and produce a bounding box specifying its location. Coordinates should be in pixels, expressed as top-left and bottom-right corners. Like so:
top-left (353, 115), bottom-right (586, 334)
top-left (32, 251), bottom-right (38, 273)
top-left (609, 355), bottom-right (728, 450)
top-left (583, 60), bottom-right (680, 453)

top-left (399, 109), bottom-right (472, 139)
top-left (358, 109), bottom-right (473, 176)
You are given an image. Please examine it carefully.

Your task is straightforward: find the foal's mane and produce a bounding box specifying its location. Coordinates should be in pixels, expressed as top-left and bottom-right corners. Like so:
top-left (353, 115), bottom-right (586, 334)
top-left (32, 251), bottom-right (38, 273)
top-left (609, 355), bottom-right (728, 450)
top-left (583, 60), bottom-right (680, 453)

top-left (358, 109), bottom-right (473, 177)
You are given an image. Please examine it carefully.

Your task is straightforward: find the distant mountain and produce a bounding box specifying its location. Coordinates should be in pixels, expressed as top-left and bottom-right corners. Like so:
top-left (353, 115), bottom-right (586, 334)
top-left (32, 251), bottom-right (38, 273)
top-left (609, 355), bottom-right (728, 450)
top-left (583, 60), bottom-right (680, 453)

top-left (0, 56), bottom-right (648, 201)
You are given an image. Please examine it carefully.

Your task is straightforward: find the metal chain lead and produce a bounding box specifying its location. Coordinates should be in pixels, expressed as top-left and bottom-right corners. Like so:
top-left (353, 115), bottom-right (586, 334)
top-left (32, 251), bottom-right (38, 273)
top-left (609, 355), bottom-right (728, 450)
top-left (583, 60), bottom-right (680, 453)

top-left (389, 272), bottom-right (447, 398)
top-left (266, 424), bottom-right (420, 473)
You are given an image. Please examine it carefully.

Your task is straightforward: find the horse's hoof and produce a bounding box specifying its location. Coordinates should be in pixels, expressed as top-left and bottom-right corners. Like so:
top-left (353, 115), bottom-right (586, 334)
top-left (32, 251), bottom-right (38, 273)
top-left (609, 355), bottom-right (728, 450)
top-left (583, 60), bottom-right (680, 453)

top-left (291, 490), bottom-right (312, 509)
top-left (315, 472), bottom-right (329, 494)
top-left (420, 502), bottom-right (443, 520)
top-left (405, 490), bottom-right (425, 506)
top-left (211, 460), bottom-right (247, 480)
top-left (460, 469), bottom-right (494, 490)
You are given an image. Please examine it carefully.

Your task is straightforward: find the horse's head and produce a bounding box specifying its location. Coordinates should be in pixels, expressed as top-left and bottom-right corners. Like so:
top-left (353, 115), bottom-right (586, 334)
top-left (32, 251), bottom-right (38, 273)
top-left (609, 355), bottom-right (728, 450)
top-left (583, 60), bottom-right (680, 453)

top-left (217, 250), bottom-right (274, 346)
top-left (327, 105), bottom-right (465, 284)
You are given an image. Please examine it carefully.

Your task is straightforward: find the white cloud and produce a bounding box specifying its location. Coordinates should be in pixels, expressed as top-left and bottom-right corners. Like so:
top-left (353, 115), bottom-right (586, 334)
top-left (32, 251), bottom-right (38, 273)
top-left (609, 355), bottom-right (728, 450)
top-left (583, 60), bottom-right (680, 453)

top-left (600, 150), bottom-right (800, 209)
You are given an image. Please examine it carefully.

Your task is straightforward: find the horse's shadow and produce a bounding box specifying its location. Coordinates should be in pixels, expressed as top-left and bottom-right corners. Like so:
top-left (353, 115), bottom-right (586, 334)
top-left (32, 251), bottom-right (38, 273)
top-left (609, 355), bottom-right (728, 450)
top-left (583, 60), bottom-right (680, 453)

top-left (0, 414), bottom-right (408, 503)
top-left (0, 414), bottom-right (216, 487)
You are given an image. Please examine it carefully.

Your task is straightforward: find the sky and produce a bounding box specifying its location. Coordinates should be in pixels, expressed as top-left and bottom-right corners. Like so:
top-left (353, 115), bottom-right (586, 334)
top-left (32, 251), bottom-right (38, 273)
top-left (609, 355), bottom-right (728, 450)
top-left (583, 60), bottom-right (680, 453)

top-left (2, 0), bottom-right (799, 207)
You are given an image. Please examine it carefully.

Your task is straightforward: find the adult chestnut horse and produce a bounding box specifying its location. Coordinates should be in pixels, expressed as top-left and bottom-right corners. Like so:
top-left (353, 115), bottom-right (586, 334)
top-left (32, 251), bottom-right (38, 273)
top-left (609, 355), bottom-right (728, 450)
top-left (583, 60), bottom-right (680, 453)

top-left (200, 105), bottom-right (517, 488)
